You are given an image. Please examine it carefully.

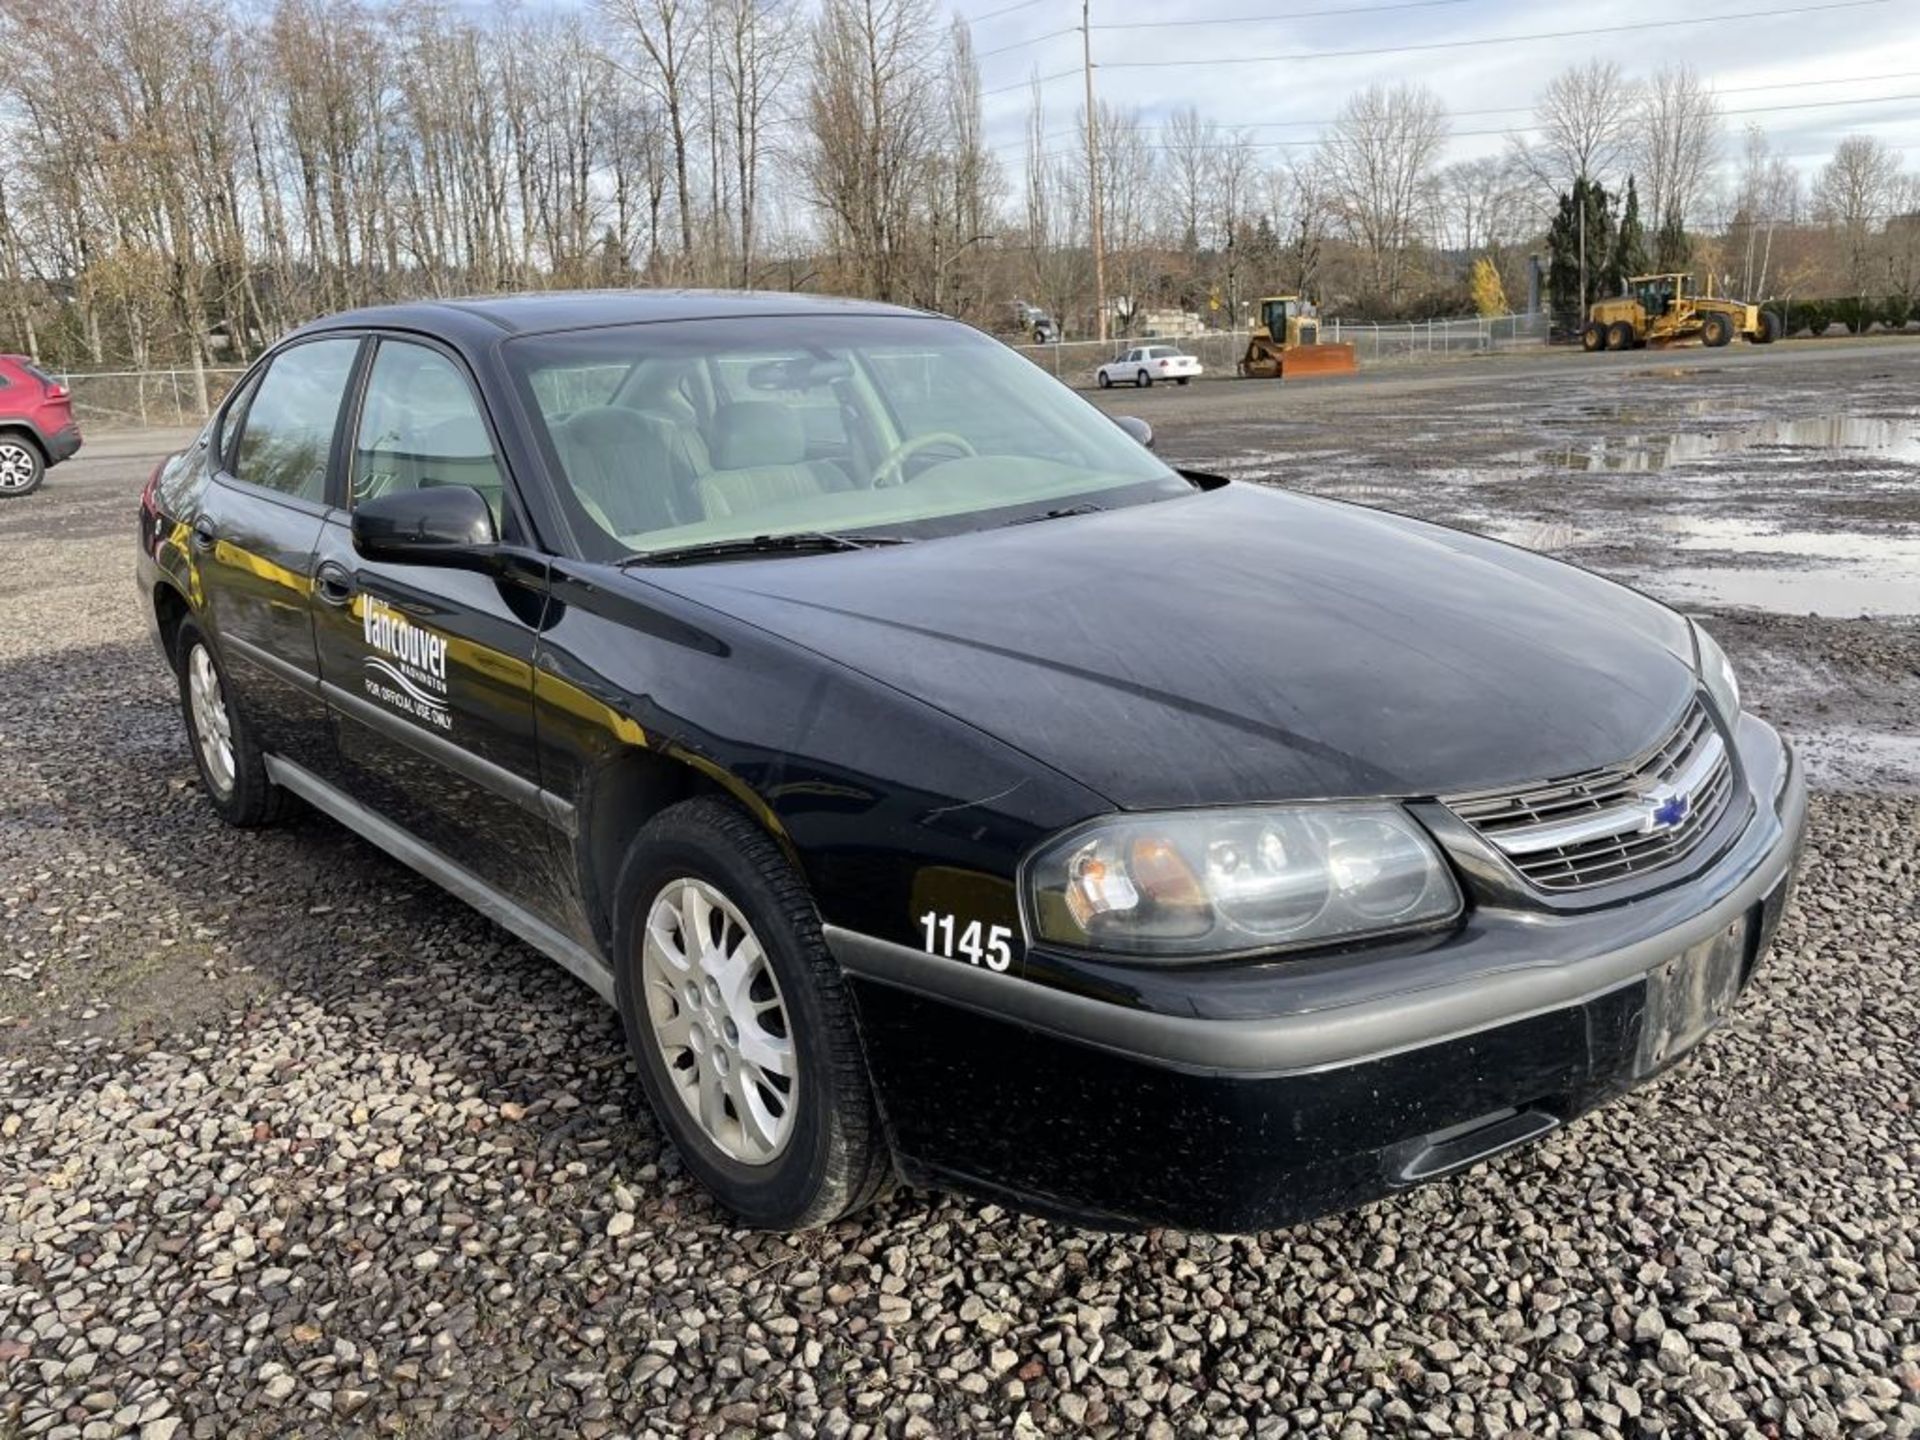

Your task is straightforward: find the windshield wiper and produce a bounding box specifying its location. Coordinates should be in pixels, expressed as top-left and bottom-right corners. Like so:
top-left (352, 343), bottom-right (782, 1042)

top-left (998, 502), bottom-right (1105, 528)
top-left (622, 530), bottom-right (914, 566)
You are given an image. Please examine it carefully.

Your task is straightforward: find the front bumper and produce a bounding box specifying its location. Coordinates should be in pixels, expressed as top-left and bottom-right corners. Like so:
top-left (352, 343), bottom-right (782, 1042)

top-left (831, 714), bottom-right (1807, 1231)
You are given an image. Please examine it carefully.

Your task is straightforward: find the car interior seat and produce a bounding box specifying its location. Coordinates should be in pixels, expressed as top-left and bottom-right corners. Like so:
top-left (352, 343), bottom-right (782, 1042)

top-left (560, 407), bottom-right (683, 538)
top-left (697, 401), bottom-right (854, 520)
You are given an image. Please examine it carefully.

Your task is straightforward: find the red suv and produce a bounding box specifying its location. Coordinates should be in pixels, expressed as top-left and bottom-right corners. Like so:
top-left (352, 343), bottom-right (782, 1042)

top-left (0, 355), bottom-right (82, 497)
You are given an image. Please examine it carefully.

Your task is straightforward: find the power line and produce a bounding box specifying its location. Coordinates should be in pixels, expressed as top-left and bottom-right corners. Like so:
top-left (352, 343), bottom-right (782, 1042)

top-left (1037, 71), bottom-right (1920, 141)
top-left (978, 27), bottom-right (1078, 59)
top-left (1092, 0), bottom-right (1478, 31)
top-left (961, 0), bottom-right (1056, 22)
top-left (984, 68), bottom-right (1080, 97)
top-left (996, 88), bottom-right (1920, 164)
top-left (1097, 0), bottom-right (1893, 69)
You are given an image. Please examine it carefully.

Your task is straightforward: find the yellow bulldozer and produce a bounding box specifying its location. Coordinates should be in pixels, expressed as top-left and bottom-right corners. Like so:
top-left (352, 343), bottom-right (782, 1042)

top-left (1237, 295), bottom-right (1359, 379)
top-left (1582, 274), bottom-right (1782, 351)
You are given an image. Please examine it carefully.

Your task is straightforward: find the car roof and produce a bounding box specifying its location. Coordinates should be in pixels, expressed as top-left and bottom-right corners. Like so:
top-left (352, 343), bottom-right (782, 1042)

top-left (289, 289), bottom-right (934, 346)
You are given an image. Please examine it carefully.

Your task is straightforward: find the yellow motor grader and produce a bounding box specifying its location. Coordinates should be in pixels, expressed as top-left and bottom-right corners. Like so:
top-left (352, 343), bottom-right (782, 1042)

top-left (1237, 295), bottom-right (1359, 378)
top-left (1582, 274), bottom-right (1782, 351)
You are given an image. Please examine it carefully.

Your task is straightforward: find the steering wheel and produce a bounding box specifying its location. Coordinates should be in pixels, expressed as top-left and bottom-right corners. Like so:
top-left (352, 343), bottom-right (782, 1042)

top-left (871, 431), bottom-right (977, 488)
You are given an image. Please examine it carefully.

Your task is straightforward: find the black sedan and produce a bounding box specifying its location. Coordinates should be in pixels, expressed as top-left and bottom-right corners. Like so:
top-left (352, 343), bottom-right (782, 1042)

top-left (136, 292), bottom-right (1806, 1231)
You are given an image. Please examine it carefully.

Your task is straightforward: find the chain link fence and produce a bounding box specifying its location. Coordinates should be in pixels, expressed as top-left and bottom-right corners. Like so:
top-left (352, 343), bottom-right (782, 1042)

top-left (1014, 312), bottom-right (1548, 386)
top-left (57, 368), bottom-right (249, 430)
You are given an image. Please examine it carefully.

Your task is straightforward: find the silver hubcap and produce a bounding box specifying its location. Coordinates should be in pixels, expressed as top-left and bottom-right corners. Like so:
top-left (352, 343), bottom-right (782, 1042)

top-left (640, 877), bottom-right (797, 1165)
top-left (187, 644), bottom-right (236, 798)
top-left (0, 442), bottom-right (36, 491)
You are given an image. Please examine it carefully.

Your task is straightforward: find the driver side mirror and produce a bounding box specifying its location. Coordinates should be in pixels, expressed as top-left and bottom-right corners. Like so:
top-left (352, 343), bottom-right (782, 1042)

top-left (352, 486), bottom-right (498, 568)
top-left (1113, 415), bottom-right (1154, 450)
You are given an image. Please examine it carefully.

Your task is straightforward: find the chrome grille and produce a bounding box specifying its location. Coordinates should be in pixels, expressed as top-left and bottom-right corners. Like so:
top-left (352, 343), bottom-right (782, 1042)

top-left (1447, 700), bottom-right (1736, 892)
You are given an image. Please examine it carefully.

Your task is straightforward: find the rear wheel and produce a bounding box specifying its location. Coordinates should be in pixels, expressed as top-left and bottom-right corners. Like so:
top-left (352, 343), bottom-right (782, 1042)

top-left (175, 619), bottom-right (285, 827)
top-left (612, 797), bottom-right (890, 1229)
top-left (1701, 312), bottom-right (1734, 348)
top-left (1176, 376), bottom-right (1190, 386)
top-left (1607, 321), bottom-right (1636, 352)
top-left (1135, 369), bottom-right (1151, 387)
top-left (1581, 323), bottom-right (1606, 353)
top-left (1754, 311), bottom-right (1782, 345)
top-left (0, 436), bottom-right (44, 497)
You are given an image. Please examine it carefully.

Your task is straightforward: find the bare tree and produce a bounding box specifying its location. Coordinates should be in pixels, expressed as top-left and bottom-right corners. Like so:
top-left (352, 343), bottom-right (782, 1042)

top-left (1732, 125), bottom-right (1799, 298)
top-left (801, 0), bottom-right (939, 301)
top-left (1440, 154), bottom-right (1529, 258)
top-left (1160, 106), bottom-right (1218, 265)
top-left (1092, 99), bottom-right (1155, 332)
top-left (1520, 60), bottom-right (1640, 193)
top-left (1515, 60), bottom-right (1639, 307)
top-left (713, 0), bottom-right (800, 287)
top-left (1319, 82), bottom-right (1447, 307)
top-left (1213, 132), bottom-right (1258, 324)
top-left (1638, 65), bottom-right (1721, 264)
top-left (601, 0), bottom-right (708, 268)
top-left (1815, 133), bottom-right (1900, 294)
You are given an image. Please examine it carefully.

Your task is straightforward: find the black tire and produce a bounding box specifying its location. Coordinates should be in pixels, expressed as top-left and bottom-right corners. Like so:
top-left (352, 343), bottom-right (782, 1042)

top-left (1097, 371), bottom-right (1112, 389)
top-left (174, 619), bottom-right (285, 827)
top-left (1581, 323), bottom-right (1606, 353)
top-left (1175, 377), bottom-right (1190, 385)
top-left (0, 434), bottom-right (45, 497)
top-left (1607, 321), bottom-right (1636, 352)
top-left (1135, 369), bottom-right (1151, 387)
top-left (1701, 312), bottom-right (1734, 348)
top-left (612, 797), bottom-right (891, 1229)
top-left (1755, 310), bottom-right (1782, 345)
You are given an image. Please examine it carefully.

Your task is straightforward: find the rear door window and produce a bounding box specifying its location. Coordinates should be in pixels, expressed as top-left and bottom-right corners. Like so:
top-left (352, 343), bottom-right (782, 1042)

top-left (232, 339), bottom-right (360, 502)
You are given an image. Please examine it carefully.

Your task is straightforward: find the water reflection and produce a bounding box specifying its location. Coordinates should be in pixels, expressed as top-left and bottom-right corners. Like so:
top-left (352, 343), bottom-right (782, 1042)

top-left (1543, 414), bottom-right (1920, 472)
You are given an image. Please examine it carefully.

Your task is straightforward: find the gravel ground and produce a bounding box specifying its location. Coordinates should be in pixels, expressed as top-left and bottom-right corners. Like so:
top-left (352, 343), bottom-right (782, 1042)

top-left (4, 351), bottom-right (1919, 1438)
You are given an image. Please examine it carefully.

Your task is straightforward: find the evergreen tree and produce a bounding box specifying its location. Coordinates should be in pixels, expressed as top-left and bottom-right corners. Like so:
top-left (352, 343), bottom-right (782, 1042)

top-left (1653, 213), bottom-right (1691, 272)
top-left (1613, 177), bottom-right (1649, 290)
top-left (1547, 178), bottom-right (1616, 333)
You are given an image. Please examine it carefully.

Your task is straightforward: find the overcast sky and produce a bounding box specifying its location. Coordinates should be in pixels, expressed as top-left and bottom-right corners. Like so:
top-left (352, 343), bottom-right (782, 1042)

top-left (962, 0), bottom-right (1920, 191)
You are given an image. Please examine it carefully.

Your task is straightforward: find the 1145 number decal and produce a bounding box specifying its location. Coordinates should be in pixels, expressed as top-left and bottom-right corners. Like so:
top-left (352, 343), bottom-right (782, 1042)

top-left (919, 912), bottom-right (1014, 972)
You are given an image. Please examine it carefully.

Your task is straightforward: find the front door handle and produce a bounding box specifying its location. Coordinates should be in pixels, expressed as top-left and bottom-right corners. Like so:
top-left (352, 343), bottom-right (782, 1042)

top-left (190, 517), bottom-right (217, 552)
top-left (313, 560), bottom-right (355, 608)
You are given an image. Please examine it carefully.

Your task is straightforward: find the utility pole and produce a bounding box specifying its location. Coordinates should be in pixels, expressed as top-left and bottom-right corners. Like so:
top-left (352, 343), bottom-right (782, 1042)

top-left (1082, 0), bottom-right (1107, 342)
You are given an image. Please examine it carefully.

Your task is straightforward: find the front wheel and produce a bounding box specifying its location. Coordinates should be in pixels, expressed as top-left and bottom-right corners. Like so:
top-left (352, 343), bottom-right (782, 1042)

top-left (1097, 371), bottom-right (1112, 388)
top-left (0, 436), bottom-right (45, 497)
top-left (1701, 312), bottom-right (1734, 348)
top-left (612, 797), bottom-right (891, 1229)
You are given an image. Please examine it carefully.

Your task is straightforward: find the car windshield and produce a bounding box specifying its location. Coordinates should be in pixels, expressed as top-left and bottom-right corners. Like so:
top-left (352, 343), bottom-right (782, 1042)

top-left (505, 314), bottom-right (1188, 558)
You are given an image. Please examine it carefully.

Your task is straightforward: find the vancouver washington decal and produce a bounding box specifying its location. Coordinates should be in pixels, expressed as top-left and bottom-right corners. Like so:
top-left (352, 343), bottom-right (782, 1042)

top-left (361, 597), bottom-right (452, 731)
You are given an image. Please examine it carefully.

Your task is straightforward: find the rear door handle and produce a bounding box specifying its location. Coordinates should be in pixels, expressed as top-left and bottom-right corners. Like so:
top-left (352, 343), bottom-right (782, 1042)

top-left (190, 517), bottom-right (217, 552)
top-left (313, 560), bottom-right (355, 608)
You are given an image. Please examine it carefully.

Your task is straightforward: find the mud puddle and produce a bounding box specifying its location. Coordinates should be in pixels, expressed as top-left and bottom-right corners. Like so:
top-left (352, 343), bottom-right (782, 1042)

top-left (1635, 565), bottom-right (1920, 618)
top-left (1536, 413), bottom-right (1920, 472)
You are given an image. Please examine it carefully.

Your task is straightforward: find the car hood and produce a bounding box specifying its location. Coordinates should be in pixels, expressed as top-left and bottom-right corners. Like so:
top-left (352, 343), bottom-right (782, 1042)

top-left (644, 484), bottom-right (1698, 809)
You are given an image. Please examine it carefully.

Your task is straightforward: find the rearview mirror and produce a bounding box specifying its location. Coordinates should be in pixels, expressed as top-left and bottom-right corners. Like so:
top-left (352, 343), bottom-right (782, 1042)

top-left (1113, 415), bottom-right (1154, 450)
top-left (352, 486), bottom-right (498, 567)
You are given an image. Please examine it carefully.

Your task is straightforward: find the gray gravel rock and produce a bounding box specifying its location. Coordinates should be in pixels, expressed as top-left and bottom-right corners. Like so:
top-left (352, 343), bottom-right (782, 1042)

top-left (4, 403), bottom-right (1919, 1437)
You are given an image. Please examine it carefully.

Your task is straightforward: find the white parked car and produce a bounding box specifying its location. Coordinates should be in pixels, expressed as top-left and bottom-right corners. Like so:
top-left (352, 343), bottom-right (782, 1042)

top-left (1096, 345), bottom-right (1202, 388)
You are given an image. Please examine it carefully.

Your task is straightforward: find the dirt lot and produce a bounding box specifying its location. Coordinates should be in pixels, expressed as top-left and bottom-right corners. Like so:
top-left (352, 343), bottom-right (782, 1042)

top-left (2, 343), bottom-right (1917, 1439)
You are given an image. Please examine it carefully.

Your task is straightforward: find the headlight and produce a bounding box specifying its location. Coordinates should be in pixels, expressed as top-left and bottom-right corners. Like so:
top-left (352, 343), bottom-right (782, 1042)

top-left (1025, 805), bottom-right (1461, 959)
top-left (1692, 621), bottom-right (1742, 724)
